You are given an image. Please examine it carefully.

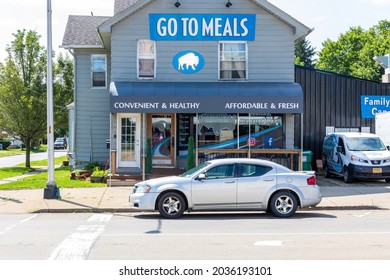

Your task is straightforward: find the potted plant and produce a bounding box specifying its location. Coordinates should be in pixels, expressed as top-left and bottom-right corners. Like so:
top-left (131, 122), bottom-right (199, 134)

top-left (187, 136), bottom-right (195, 170)
top-left (145, 138), bottom-right (153, 175)
top-left (90, 168), bottom-right (110, 183)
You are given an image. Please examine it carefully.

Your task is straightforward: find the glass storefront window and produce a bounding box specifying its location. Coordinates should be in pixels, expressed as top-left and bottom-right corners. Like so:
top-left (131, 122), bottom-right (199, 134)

top-left (238, 114), bottom-right (283, 149)
top-left (197, 114), bottom-right (237, 149)
top-left (176, 113), bottom-right (284, 153)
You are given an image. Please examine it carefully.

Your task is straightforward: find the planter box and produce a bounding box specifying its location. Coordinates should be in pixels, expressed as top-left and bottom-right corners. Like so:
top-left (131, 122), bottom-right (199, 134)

top-left (90, 176), bottom-right (104, 183)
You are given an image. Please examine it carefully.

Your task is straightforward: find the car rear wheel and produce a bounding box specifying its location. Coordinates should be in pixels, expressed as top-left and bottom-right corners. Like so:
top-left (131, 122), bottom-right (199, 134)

top-left (157, 192), bottom-right (185, 219)
top-left (269, 191), bottom-right (298, 218)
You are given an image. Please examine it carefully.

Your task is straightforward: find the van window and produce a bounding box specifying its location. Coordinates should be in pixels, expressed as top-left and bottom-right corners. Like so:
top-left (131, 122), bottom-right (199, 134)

top-left (338, 138), bottom-right (346, 154)
top-left (346, 137), bottom-right (386, 151)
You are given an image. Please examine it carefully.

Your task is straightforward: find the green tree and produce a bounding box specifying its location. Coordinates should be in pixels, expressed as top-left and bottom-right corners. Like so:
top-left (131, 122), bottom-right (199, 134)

top-left (0, 30), bottom-right (47, 167)
top-left (0, 30), bottom-right (74, 167)
top-left (294, 39), bottom-right (316, 68)
top-left (53, 52), bottom-right (74, 137)
top-left (317, 20), bottom-right (390, 81)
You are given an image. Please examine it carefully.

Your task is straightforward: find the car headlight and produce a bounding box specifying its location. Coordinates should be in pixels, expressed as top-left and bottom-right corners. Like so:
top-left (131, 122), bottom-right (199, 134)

top-left (135, 185), bottom-right (152, 193)
top-left (350, 155), bottom-right (368, 163)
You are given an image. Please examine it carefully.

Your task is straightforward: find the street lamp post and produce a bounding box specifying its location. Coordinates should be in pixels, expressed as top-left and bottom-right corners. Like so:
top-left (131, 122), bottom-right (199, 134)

top-left (43, 0), bottom-right (59, 199)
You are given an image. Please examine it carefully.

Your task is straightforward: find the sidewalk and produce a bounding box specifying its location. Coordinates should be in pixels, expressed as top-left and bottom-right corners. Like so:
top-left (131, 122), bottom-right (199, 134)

top-left (0, 177), bottom-right (389, 214)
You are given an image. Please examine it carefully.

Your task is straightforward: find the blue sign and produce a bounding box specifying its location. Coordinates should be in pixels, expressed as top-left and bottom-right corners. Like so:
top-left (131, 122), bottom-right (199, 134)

top-left (149, 14), bottom-right (256, 41)
top-left (264, 136), bottom-right (274, 147)
top-left (361, 96), bottom-right (390, 118)
top-left (172, 50), bottom-right (204, 74)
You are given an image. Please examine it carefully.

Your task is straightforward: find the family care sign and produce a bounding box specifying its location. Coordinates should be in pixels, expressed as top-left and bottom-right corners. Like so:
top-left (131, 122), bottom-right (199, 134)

top-left (361, 96), bottom-right (390, 118)
top-left (149, 14), bottom-right (256, 41)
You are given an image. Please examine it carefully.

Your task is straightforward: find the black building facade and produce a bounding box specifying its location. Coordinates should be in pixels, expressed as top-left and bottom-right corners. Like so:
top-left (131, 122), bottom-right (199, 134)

top-left (295, 65), bottom-right (390, 169)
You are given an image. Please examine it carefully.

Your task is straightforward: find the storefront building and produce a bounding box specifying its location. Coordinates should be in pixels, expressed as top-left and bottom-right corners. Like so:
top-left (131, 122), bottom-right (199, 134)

top-left (62, 0), bottom-right (311, 173)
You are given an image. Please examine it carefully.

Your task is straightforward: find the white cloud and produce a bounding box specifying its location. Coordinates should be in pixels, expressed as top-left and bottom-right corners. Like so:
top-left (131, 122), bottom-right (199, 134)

top-left (363, 0), bottom-right (390, 6)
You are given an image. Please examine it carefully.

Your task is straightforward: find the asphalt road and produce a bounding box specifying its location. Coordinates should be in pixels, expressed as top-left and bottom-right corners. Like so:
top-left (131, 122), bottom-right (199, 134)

top-left (0, 209), bottom-right (389, 260)
top-left (0, 150), bottom-right (67, 168)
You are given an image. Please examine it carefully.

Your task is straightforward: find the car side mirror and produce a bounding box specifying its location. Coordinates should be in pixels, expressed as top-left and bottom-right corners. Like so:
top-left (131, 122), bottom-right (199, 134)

top-left (196, 173), bottom-right (206, 181)
top-left (387, 146), bottom-right (390, 151)
top-left (337, 146), bottom-right (343, 153)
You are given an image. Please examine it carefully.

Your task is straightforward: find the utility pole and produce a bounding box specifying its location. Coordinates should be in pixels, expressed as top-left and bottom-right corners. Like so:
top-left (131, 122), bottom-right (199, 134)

top-left (44, 0), bottom-right (59, 199)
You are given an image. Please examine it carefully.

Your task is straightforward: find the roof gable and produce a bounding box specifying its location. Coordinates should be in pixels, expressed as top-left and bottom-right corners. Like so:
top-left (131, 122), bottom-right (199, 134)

top-left (114, 0), bottom-right (142, 15)
top-left (63, 0), bottom-right (312, 49)
top-left (101, 0), bottom-right (310, 38)
top-left (61, 15), bottom-right (111, 48)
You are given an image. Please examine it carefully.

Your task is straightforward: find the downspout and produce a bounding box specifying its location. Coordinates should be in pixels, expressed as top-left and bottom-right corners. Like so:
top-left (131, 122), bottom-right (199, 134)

top-left (109, 112), bottom-right (112, 187)
top-left (68, 49), bottom-right (77, 168)
top-left (300, 113), bottom-right (304, 171)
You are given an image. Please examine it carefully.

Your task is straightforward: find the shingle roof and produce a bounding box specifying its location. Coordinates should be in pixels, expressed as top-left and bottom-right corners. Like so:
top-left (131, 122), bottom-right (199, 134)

top-left (61, 15), bottom-right (111, 48)
top-left (114, 0), bottom-right (141, 15)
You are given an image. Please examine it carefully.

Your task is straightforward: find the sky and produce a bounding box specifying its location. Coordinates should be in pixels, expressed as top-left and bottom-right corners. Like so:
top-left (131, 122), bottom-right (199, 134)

top-left (0, 0), bottom-right (389, 61)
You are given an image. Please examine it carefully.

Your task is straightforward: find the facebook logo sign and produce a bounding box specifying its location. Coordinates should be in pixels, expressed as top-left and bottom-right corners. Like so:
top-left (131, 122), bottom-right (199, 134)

top-left (264, 136), bottom-right (274, 147)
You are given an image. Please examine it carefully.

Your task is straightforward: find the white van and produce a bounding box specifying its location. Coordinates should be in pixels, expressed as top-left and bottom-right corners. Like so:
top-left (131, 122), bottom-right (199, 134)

top-left (322, 132), bottom-right (390, 183)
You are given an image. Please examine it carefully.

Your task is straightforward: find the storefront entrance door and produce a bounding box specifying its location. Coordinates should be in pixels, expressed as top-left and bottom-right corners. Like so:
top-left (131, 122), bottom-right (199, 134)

top-left (117, 114), bottom-right (140, 168)
top-left (148, 114), bottom-right (175, 167)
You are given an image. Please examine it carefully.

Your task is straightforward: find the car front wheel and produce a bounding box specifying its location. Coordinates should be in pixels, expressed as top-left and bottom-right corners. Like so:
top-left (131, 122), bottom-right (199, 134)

top-left (323, 162), bottom-right (331, 178)
top-left (157, 192), bottom-right (185, 219)
top-left (343, 167), bottom-right (353, 183)
top-left (269, 191), bottom-right (298, 218)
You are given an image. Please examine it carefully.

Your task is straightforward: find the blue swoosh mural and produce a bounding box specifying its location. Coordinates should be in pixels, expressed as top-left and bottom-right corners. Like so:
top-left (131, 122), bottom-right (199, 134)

top-left (179, 125), bottom-right (282, 157)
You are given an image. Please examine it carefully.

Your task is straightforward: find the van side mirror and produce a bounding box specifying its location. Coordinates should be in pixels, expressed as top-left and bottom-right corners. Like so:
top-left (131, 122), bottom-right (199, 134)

top-left (196, 173), bottom-right (206, 181)
top-left (337, 146), bottom-right (343, 153)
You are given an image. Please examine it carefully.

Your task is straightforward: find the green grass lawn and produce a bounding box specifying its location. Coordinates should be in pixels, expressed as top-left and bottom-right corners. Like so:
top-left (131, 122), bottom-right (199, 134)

top-left (0, 149), bottom-right (25, 157)
top-left (16, 156), bottom-right (67, 167)
top-left (0, 166), bottom-right (106, 190)
top-left (0, 167), bottom-right (35, 180)
top-left (0, 146), bottom-right (48, 158)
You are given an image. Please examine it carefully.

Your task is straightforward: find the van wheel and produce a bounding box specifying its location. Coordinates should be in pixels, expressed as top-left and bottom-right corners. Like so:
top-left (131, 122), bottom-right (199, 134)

top-left (323, 163), bottom-right (331, 178)
top-left (343, 167), bottom-right (353, 183)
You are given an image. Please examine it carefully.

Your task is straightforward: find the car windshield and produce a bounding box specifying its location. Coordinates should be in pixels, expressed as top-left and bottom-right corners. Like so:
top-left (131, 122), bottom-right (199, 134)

top-left (55, 140), bottom-right (63, 143)
top-left (346, 137), bottom-right (386, 151)
top-left (179, 161), bottom-right (211, 178)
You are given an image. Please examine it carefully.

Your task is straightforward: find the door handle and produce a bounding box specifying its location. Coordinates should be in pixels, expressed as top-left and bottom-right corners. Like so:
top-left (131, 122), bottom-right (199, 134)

top-left (224, 180), bottom-right (236, 184)
top-left (263, 178), bottom-right (274, 182)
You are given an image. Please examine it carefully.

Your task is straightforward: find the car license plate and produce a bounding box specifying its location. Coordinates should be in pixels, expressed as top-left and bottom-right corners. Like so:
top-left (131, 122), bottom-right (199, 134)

top-left (372, 168), bottom-right (382, 173)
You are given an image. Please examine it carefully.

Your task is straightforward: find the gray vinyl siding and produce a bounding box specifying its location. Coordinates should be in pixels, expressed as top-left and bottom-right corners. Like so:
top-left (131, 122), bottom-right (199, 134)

top-left (73, 49), bottom-right (111, 165)
top-left (110, 0), bottom-right (295, 83)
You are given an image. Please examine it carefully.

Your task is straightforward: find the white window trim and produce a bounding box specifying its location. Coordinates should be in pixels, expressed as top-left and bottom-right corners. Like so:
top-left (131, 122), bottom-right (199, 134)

top-left (91, 54), bottom-right (107, 89)
top-left (137, 39), bottom-right (156, 79)
top-left (218, 41), bottom-right (248, 81)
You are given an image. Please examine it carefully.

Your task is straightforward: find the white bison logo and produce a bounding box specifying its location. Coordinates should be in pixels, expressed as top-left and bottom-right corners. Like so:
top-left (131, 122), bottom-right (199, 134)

top-left (178, 52), bottom-right (199, 71)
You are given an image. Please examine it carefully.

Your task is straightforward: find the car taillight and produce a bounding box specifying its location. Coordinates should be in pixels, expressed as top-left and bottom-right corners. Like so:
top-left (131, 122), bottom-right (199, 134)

top-left (307, 176), bottom-right (316, 185)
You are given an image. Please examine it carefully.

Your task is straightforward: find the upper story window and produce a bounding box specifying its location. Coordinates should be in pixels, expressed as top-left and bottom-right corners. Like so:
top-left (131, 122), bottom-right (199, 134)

top-left (219, 42), bottom-right (247, 81)
top-left (138, 40), bottom-right (156, 79)
top-left (91, 54), bottom-right (107, 88)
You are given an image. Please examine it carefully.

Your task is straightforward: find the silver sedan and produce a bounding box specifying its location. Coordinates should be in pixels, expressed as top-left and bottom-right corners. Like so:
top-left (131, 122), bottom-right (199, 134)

top-left (130, 158), bottom-right (322, 218)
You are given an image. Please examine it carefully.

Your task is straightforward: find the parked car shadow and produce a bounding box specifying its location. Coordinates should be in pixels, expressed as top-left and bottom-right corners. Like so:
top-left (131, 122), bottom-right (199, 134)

top-left (132, 211), bottom-right (336, 221)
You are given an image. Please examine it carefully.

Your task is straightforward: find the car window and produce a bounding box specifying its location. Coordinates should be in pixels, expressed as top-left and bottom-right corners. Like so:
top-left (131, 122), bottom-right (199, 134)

top-left (239, 164), bottom-right (272, 177)
top-left (205, 164), bottom-right (235, 180)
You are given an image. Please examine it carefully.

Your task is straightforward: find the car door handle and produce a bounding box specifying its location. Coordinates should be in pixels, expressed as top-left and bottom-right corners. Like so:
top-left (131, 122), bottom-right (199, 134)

top-left (224, 180), bottom-right (236, 184)
top-left (263, 178), bottom-right (274, 182)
